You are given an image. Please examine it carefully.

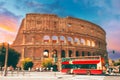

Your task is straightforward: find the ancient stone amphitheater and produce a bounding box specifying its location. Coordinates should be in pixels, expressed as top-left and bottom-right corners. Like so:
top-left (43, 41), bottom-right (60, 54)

top-left (12, 13), bottom-right (107, 69)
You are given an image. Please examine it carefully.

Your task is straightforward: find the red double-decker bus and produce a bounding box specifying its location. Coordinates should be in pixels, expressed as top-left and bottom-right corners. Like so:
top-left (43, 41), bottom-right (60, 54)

top-left (61, 56), bottom-right (104, 75)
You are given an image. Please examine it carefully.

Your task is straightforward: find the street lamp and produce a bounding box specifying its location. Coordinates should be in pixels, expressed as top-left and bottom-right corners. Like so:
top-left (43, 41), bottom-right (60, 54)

top-left (52, 50), bottom-right (58, 72)
top-left (52, 50), bottom-right (57, 64)
top-left (3, 42), bottom-right (9, 76)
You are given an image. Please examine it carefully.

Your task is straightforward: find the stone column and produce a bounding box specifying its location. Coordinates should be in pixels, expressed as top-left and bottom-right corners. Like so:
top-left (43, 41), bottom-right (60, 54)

top-left (41, 47), bottom-right (44, 61)
top-left (50, 35), bottom-right (53, 58)
top-left (58, 36), bottom-right (60, 44)
top-left (32, 35), bottom-right (35, 60)
top-left (49, 49), bottom-right (53, 58)
top-left (22, 34), bottom-right (25, 45)
top-left (22, 47), bottom-right (25, 60)
top-left (22, 34), bottom-right (25, 60)
top-left (85, 38), bottom-right (87, 46)
top-left (73, 48), bottom-right (76, 57)
top-left (90, 39), bottom-right (92, 47)
top-left (66, 48), bottom-right (69, 57)
top-left (58, 49), bottom-right (61, 59)
top-left (64, 36), bottom-right (68, 58)
top-left (31, 47), bottom-right (35, 60)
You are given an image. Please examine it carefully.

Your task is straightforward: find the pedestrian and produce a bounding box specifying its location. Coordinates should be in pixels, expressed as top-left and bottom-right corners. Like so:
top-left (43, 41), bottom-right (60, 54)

top-left (28, 67), bottom-right (31, 72)
top-left (39, 67), bottom-right (42, 72)
top-left (119, 66), bottom-right (120, 73)
top-left (50, 67), bottom-right (53, 72)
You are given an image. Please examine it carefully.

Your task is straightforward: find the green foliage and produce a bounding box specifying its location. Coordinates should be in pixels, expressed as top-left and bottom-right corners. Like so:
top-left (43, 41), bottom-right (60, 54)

top-left (52, 64), bottom-right (58, 71)
top-left (42, 58), bottom-right (53, 69)
top-left (0, 45), bottom-right (20, 68)
top-left (22, 58), bottom-right (33, 70)
top-left (8, 48), bottom-right (20, 68)
top-left (114, 62), bottom-right (120, 66)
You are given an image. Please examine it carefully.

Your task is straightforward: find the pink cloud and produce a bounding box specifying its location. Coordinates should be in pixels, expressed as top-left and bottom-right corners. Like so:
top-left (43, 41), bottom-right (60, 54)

top-left (102, 19), bottom-right (120, 52)
top-left (0, 12), bottom-right (20, 44)
top-left (0, 29), bottom-right (16, 44)
top-left (0, 14), bottom-right (19, 32)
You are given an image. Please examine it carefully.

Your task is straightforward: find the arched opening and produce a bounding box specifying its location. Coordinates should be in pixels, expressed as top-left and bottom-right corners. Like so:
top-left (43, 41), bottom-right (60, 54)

top-left (76, 51), bottom-right (79, 57)
top-left (61, 50), bottom-right (65, 58)
top-left (87, 40), bottom-right (90, 46)
top-left (80, 38), bottom-right (85, 45)
top-left (52, 36), bottom-right (58, 43)
top-left (67, 37), bottom-right (73, 44)
top-left (98, 41), bottom-right (100, 48)
top-left (92, 41), bottom-right (95, 47)
top-left (69, 50), bottom-right (72, 57)
top-left (43, 35), bottom-right (50, 43)
top-left (60, 36), bottom-right (66, 43)
top-left (43, 50), bottom-right (49, 58)
top-left (52, 49), bottom-right (57, 58)
top-left (74, 38), bottom-right (80, 44)
top-left (93, 52), bottom-right (96, 56)
top-left (82, 51), bottom-right (85, 56)
top-left (88, 52), bottom-right (91, 56)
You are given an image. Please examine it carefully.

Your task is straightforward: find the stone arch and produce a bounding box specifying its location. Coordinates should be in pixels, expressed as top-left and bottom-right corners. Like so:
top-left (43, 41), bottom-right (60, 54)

top-left (74, 38), bottom-right (80, 44)
top-left (43, 35), bottom-right (50, 43)
top-left (61, 50), bottom-right (65, 58)
top-left (60, 36), bottom-right (66, 43)
top-left (76, 51), bottom-right (79, 57)
top-left (82, 51), bottom-right (85, 56)
top-left (88, 52), bottom-right (91, 56)
top-left (52, 35), bottom-right (58, 43)
top-left (69, 50), bottom-right (72, 57)
top-left (92, 41), bottom-right (95, 47)
top-left (87, 40), bottom-right (90, 46)
top-left (43, 50), bottom-right (49, 58)
top-left (80, 38), bottom-right (85, 45)
top-left (52, 49), bottom-right (57, 58)
top-left (67, 36), bottom-right (73, 44)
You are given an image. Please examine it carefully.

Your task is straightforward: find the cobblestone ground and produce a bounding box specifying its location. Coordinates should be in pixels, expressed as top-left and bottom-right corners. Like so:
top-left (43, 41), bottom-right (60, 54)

top-left (0, 71), bottom-right (120, 80)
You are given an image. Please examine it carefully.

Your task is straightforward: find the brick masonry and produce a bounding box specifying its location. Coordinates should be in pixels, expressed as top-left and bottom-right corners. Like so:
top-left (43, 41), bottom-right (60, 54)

top-left (12, 13), bottom-right (108, 69)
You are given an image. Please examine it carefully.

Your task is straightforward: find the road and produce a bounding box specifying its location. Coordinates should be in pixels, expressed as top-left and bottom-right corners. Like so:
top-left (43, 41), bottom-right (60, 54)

top-left (0, 71), bottom-right (120, 80)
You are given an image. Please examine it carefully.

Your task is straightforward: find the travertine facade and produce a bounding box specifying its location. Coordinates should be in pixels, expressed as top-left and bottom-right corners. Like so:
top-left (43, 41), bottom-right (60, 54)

top-left (12, 13), bottom-right (107, 69)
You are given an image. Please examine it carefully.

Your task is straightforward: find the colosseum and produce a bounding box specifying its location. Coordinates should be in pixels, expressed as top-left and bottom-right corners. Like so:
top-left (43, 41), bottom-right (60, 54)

top-left (12, 13), bottom-right (108, 70)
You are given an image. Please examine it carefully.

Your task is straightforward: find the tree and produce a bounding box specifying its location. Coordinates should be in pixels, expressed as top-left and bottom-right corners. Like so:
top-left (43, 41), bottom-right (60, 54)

top-left (0, 45), bottom-right (20, 68)
top-left (114, 62), bottom-right (120, 66)
top-left (22, 58), bottom-right (33, 70)
top-left (42, 58), bottom-right (53, 70)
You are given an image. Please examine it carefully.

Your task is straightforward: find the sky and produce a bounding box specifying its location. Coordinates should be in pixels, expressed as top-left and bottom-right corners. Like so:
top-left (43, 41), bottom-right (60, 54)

top-left (0, 0), bottom-right (120, 60)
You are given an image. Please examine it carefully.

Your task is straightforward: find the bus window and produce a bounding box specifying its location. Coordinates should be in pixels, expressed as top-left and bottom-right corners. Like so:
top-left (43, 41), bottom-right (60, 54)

top-left (62, 64), bottom-right (97, 69)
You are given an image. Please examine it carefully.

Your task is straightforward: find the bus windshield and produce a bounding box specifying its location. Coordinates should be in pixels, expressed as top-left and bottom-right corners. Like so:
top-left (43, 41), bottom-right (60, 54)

top-left (62, 64), bottom-right (97, 69)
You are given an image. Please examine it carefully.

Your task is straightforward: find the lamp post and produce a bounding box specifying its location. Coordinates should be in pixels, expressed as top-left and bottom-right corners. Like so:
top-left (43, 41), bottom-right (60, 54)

top-left (3, 42), bottom-right (9, 76)
top-left (53, 52), bottom-right (57, 64)
top-left (52, 50), bottom-right (57, 64)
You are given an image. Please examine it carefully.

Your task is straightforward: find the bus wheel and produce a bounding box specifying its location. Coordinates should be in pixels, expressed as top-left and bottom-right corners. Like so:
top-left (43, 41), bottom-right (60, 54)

top-left (67, 70), bottom-right (70, 74)
top-left (87, 71), bottom-right (91, 75)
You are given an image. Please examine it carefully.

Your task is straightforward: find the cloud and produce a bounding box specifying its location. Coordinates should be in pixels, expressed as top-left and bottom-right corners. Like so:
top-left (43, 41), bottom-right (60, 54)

top-left (102, 19), bottom-right (120, 52)
top-left (76, 0), bottom-right (120, 18)
top-left (14, 0), bottom-right (67, 17)
top-left (0, 29), bottom-right (16, 44)
top-left (0, 7), bottom-right (21, 32)
top-left (0, 1), bottom-right (5, 7)
top-left (0, 2), bottom-right (21, 44)
top-left (111, 0), bottom-right (120, 14)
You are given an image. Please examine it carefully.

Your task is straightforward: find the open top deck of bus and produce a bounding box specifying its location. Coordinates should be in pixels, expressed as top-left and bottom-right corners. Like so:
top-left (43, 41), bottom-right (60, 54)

top-left (62, 56), bottom-right (101, 62)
